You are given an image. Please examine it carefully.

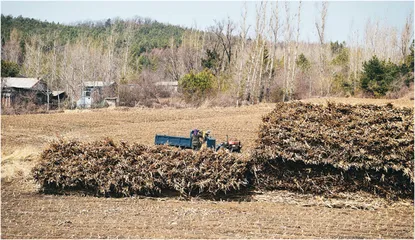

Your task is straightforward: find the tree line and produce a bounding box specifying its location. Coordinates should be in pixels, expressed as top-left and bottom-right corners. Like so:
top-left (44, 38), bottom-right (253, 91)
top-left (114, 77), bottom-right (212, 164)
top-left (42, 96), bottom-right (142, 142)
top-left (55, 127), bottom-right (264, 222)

top-left (1, 2), bottom-right (413, 108)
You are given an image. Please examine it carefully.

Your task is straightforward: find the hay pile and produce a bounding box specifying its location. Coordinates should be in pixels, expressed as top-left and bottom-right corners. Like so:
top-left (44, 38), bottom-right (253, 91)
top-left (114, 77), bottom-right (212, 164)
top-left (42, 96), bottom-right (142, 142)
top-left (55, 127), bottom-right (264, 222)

top-left (32, 139), bottom-right (251, 197)
top-left (252, 102), bottom-right (414, 199)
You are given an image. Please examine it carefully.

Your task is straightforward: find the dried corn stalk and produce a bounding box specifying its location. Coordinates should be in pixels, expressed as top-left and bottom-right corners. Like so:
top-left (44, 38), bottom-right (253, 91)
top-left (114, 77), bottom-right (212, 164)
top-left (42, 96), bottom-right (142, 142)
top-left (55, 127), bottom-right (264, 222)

top-left (252, 102), bottom-right (414, 199)
top-left (33, 102), bottom-right (414, 200)
top-left (33, 138), bottom-right (251, 197)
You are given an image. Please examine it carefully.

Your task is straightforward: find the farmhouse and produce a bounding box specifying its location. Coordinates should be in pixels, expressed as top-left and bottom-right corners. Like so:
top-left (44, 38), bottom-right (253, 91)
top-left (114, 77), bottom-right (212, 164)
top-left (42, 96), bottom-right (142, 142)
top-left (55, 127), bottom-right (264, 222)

top-left (76, 81), bottom-right (117, 108)
top-left (1, 77), bottom-right (49, 107)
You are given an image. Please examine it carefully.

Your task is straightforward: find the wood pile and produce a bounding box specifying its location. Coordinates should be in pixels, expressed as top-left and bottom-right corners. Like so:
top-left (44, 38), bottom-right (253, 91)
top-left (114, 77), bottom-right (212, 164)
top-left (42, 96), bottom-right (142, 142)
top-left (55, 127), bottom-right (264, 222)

top-left (252, 102), bottom-right (414, 199)
top-left (32, 139), bottom-right (251, 197)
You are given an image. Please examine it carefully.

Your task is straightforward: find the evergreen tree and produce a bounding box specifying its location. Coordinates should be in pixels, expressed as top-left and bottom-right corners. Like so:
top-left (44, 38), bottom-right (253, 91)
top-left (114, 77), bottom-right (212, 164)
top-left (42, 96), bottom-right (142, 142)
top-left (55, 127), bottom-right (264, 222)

top-left (405, 40), bottom-right (414, 73)
top-left (1, 60), bottom-right (20, 77)
top-left (360, 56), bottom-right (401, 96)
top-left (201, 49), bottom-right (221, 75)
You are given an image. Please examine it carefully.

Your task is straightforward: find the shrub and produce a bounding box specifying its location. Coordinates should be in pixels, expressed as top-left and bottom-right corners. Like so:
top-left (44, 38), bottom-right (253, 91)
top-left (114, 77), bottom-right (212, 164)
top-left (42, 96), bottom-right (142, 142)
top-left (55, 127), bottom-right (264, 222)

top-left (179, 69), bottom-right (216, 103)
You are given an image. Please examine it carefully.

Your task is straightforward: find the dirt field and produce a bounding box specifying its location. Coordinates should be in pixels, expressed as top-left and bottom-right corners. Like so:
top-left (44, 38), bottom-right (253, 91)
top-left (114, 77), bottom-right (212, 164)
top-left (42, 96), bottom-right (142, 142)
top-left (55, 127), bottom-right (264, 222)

top-left (1, 103), bottom-right (275, 156)
top-left (1, 97), bottom-right (414, 239)
top-left (2, 179), bottom-right (413, 239)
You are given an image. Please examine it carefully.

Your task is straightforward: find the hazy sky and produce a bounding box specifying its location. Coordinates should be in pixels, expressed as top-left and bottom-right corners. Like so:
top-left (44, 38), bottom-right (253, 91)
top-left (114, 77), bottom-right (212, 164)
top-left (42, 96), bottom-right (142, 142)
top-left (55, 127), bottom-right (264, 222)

top-left (1, 1), bottom-right (413, 43)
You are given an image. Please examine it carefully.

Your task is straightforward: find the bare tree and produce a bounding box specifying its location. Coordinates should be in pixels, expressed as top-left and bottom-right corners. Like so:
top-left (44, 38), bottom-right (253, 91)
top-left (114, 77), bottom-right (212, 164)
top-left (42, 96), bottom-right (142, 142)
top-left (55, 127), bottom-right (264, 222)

top-left (315, 1), bottom-right (328, 96)
top-left (283, 1), bottom-right (293, 101)
top-left (23, 34), bottom-right (44, 78)
top-left (199, 30), bottom-right (207, 70)
top-left (180, 30), bottom-right (198, 73)
top-left (388, 26), bottom-right (400, 63)
top-left (289, 1), bottom-right (302, 100)
top-left (45, 31), bottom-right (60, 111)
top-left (213, 17), bottom-right (236, 71)
top-left (363, 18), bottom-right (381, 61)
top-left (348, 20), bottom-right (361, 94)
top-left (2, 28), bottom-right (21, 64)
top-left (400, 13), bottom-right (414, 60)
top-left (245, 1), bottom-right (267, 103)
top-left (382, 24), bottom-right (400, 62)
top-left (106, 21), bottom-right (119, 84)
top-left (166, 37), bottom-right (181, 82)
top-left (235, 2), bottom-right (250, 106)
top-left (122, 20), bottom-right (135, 80)
top-left (266, 0), bottom-right (280, 101)
top-left (59, 41), bottom-right (76, 108)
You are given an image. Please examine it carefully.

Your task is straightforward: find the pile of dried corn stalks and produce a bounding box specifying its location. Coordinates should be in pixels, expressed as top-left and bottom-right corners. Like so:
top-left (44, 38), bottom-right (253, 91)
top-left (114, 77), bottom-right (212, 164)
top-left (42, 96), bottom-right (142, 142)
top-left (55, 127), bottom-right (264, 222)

top-left (252, 102), bottom-right (414, 199)
top-left (33, 102), bottom-right (413, 200)
top-left (33, 139), bottom-right (251, 197)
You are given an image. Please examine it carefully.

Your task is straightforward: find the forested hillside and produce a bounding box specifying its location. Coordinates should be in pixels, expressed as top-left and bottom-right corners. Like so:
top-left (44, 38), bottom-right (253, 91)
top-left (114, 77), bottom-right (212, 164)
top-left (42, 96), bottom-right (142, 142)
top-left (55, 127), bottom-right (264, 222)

top-left (1, 14), bottom-right (185, 58)
top-left (1, 2), bottom-right (413, 108)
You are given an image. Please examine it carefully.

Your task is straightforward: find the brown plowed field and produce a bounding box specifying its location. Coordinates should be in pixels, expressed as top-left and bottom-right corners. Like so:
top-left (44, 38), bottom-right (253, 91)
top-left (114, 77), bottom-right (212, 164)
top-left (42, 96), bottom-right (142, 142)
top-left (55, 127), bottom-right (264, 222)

top-left (1, 98), bottom-right (414, 239)
top-left (2, 180), bottom-right (413, 239)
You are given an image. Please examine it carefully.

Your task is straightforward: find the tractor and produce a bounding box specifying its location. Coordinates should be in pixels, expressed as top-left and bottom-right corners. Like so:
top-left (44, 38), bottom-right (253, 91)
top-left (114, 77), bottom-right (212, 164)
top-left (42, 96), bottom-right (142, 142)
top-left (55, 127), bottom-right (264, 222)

top-left (215, 135), bottom-right (242, 153)
top-left (154, 130), bottom-right (242, 152)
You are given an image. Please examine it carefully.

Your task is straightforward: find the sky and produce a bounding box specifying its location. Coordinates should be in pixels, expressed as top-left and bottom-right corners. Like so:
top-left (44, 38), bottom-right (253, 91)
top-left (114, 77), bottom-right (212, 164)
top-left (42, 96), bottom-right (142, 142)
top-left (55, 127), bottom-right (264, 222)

top-left (1, 1), bottom-right (413, 43)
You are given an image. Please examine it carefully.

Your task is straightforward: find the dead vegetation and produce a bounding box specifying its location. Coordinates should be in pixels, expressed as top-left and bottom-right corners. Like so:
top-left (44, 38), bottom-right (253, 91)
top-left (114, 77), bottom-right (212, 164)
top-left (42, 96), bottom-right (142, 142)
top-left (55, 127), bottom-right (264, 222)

top-left (252, 102), bottom-right (414, 199)
top-left (33, 138), bottom-right (251, 197)
top-left (301, 96), bottom-right (414, 108)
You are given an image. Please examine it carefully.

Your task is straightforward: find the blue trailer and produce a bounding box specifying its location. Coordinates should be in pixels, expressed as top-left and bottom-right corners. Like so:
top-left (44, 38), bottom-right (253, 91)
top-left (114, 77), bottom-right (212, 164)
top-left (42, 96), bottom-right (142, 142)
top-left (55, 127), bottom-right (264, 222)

top-left (155, 131), bottom-right (216, 150)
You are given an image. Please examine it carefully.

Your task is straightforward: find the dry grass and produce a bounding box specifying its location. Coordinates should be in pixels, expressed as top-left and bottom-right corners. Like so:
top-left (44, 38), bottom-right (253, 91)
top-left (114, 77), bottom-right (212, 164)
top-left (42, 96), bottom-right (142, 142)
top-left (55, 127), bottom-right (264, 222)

top-left (1, 146), bottom-right (39, 182)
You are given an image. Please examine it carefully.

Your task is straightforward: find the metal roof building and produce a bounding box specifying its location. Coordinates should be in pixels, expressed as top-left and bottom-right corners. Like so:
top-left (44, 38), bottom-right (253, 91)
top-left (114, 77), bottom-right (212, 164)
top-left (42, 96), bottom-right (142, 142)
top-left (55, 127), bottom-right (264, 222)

top-left (1, 77), bottom-right (49, 108)
top-left (2, 77), bottom-right (47, 91)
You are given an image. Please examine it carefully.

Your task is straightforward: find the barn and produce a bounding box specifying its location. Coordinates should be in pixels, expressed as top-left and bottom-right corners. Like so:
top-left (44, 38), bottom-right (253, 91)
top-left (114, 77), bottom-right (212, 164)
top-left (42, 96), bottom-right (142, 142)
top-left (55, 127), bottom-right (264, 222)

top-left (1, 77), bottom-right (49, 108)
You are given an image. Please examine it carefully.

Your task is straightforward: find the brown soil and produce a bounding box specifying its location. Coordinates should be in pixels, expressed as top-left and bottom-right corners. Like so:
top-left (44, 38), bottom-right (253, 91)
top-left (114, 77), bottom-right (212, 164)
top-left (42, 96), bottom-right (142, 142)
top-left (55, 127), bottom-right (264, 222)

top-left (1, 179), bottom-right (413, 239)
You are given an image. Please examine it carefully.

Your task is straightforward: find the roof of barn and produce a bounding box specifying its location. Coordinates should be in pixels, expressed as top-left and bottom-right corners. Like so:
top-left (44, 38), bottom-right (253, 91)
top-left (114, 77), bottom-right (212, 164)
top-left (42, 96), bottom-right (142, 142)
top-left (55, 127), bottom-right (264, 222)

top-left (2, 77), bottom-right (41, 89)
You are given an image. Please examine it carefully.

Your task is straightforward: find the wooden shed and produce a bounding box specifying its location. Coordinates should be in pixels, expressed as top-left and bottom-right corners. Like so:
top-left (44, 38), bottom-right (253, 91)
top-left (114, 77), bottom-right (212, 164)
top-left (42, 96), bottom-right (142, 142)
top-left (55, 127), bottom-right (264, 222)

top-left (1, 77), bottom-right (49, 108)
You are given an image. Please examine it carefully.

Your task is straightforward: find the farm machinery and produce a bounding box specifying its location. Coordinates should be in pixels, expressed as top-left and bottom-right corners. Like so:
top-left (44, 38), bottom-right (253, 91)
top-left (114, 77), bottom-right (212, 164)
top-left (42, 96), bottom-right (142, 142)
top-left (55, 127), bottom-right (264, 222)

top-left (215, 136), bottom-right (242, 153)
top-left (154, 130), bottom-right (242, 152)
